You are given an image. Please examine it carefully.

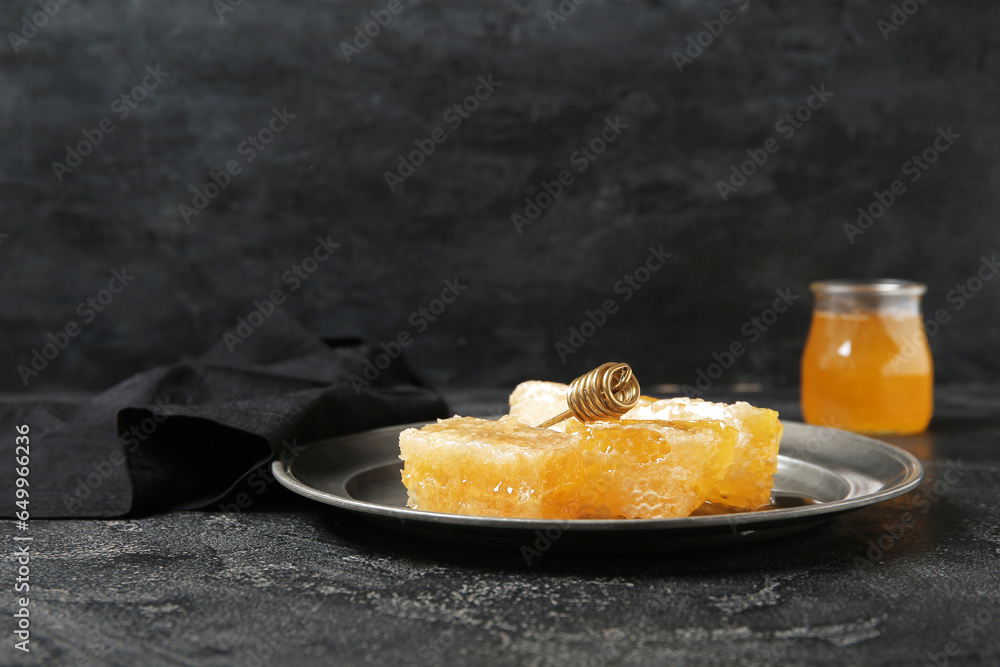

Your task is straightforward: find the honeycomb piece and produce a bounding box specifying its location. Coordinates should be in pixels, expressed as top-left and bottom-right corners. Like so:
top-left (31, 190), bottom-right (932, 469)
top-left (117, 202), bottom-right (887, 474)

top-left (560, 418), bottom-right (739, 519)
top-left (399, 414), bottom-right (739, 519)
top-left (508, 381), bottom-right (571, 432)
top-left (623, 397), bottom-right (782, 509)
top-left (509, 384), bottom-right (781, 510)
top-left (399, 416), bottom-right (577, 518)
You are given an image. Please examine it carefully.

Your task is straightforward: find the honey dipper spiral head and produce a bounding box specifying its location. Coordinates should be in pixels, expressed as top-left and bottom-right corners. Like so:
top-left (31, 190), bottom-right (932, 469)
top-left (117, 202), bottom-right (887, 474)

top-left (536, 362), bottom-right (641, 428)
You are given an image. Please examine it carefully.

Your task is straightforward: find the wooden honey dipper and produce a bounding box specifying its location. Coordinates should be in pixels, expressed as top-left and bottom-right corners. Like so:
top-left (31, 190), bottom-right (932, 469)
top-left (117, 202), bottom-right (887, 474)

top-left (536, 362), bottom-right (641, 428)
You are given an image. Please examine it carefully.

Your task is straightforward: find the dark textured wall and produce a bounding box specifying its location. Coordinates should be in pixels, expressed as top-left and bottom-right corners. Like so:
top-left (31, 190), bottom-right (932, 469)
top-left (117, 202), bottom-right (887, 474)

top-left (2, 0), bottom-right (998, 393)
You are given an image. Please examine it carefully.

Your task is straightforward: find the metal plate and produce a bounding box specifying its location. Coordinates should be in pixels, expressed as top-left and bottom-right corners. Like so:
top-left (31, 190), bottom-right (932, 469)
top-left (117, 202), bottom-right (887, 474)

top-left (273, 421), bottom-right (924, 553)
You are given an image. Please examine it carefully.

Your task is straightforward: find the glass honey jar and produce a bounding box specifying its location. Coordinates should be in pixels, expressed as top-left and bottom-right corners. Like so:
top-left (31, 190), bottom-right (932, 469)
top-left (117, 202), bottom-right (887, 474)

top-left (801, 280), bottom-right (933, 435)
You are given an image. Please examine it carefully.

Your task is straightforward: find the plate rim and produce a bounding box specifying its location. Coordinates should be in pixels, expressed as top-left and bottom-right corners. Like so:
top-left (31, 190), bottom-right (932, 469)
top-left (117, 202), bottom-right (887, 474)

top-left (272, 420), bottom-right (925, 532)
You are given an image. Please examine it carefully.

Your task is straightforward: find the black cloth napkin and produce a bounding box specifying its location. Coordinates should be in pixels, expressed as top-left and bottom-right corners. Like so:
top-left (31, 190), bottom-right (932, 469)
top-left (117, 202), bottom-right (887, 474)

top-left (0, 311), bottom-right (449, 518)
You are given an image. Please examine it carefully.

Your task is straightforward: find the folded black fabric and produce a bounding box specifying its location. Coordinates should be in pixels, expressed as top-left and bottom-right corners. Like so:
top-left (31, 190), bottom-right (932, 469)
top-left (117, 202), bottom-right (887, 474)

top-left (0, 311), bottom-right (449, 518)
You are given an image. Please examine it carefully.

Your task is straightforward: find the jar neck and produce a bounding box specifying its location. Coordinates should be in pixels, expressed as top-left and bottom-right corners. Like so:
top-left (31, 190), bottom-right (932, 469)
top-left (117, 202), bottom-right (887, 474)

top-left (813, 293), bottom-right (922, 315)
top-left (810, 280), bottom-right (926, 315)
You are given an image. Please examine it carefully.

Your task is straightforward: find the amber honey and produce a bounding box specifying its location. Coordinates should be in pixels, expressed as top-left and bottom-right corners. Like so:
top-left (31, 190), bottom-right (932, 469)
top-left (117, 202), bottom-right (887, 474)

top-left (801, 281), bottom-right (933, 435)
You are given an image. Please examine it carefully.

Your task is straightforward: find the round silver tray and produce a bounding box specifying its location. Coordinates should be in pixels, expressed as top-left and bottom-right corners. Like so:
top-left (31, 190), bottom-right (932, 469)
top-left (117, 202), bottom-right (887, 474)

top-left (273, 421), bottom-right (923, 553)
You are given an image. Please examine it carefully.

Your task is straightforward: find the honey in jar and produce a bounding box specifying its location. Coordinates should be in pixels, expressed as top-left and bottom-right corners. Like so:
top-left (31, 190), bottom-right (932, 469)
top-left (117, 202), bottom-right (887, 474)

top-left (801, 280), bottom-right (933, 435)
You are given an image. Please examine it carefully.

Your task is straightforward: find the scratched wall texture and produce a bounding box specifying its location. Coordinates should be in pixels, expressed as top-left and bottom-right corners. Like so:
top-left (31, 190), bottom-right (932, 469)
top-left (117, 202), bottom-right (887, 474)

top-left (1, 0), bottom-right (998, 392)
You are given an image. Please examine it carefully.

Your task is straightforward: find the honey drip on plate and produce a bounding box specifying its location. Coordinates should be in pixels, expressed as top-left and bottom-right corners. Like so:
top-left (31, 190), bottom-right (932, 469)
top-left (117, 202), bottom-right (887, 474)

top-left (689, 495), bottom-right (817, 516)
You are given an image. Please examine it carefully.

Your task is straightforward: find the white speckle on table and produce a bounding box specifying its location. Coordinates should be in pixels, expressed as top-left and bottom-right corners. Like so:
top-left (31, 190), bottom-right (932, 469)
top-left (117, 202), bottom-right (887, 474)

top-left (775, 615), bottom-right (887, 647)
top-left (708, 576), bottom-right (784, 615)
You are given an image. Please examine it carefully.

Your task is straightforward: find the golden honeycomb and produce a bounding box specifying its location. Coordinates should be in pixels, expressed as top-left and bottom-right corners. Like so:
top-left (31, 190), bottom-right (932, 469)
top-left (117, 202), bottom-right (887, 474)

top-left (398, 383), bottom-right (782, 520)
top-left (623, 397), bottom-right (782, 510)
top-left (399, 416), bottom-right (575, 518)
top-left (555, 418), bottom-right (738, 519)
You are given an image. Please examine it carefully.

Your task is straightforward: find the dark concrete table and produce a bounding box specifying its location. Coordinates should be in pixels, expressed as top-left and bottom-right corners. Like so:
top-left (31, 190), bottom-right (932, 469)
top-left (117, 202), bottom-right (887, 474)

top-left (8, 387), bottom-right (1000, 666)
